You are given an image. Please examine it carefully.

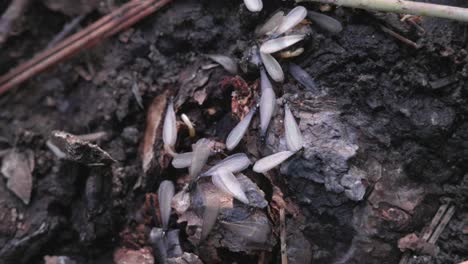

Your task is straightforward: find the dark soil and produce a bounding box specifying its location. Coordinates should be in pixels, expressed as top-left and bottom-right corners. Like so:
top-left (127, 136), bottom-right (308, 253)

top-left (1, 0), bottom-right (467, 263)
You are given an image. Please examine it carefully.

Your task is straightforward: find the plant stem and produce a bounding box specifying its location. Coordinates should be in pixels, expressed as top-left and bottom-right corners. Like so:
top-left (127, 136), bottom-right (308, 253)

top-left (297, 0), bottom-right (468, 22)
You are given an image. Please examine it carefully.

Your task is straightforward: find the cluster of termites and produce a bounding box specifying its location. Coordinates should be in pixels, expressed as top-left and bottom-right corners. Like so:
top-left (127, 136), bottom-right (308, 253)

top-left (151, 2), bottom-right (342, 259)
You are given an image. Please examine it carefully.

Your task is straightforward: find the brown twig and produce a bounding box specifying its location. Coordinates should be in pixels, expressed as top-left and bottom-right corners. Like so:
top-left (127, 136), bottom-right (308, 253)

top-left (0, 0), bottom-right (172, 96)
top-left (380, 25), bottom-right (421, 49)
top-left (0, 0), bottom-right (140, 85)
top-left (0, 0), bottom-right (30, 44)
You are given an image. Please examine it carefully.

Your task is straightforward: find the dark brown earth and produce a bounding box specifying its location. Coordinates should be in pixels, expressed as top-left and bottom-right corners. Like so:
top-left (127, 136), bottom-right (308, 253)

top-left (0, 0), bottom-right (467, 263)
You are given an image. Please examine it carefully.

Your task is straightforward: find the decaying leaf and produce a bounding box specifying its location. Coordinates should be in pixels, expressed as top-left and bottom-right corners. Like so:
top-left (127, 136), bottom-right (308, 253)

top-left (142, 91), bottom-right (169, 173)
top-left (49, 131), bottom-right (115, 165)
top-left (1, 150), bottom-right (34, 204)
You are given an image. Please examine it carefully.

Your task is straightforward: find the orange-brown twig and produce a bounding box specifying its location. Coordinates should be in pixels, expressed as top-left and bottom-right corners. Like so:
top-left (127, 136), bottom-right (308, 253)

top-left (0, 0), bottom-right (172, 96)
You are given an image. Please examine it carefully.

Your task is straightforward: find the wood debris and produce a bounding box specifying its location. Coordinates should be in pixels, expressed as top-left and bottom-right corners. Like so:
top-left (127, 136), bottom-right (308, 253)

top-left (399, 203), bottom-right (456, 264)
top-left (1, 149), bottom-right (34, 204)
top-left (49, 130), bottom-right (115, 165)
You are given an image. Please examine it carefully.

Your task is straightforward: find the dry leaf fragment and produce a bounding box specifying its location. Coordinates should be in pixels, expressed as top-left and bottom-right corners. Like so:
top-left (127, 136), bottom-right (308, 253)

top-left (1, 150), bottom-right (34, 204)
top-left (142, 91), bottom-right (169, 173)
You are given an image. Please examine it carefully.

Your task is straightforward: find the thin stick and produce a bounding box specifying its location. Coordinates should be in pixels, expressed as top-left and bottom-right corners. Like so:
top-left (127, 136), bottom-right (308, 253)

top-left (0, 0), bottom-right (172, 96)
top-left (428, 205), bottom-right (455, 244)
top-left (280, 208), bottom-right (288, 264)
top-left (0, 0), bottom-right (30, 44)
top-left (399, 203), bottom-right (455, 264)
top-left (0, 0), bottom-right (141, 85)
top-left (380, 25), bottom-right (420, 49)
top-left (421, 203), bottom-right (448, 241)
top-left (297, 0), bottom-right (468, 22)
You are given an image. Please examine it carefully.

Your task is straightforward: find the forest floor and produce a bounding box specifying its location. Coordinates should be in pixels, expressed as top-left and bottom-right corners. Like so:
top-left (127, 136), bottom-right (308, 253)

top-left (0, 0), bottom-right (467, 263)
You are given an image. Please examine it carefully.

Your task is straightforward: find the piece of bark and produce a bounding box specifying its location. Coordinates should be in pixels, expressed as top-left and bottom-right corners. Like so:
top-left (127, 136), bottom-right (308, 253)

top-left (49, 131), bottom-right (115, 165)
